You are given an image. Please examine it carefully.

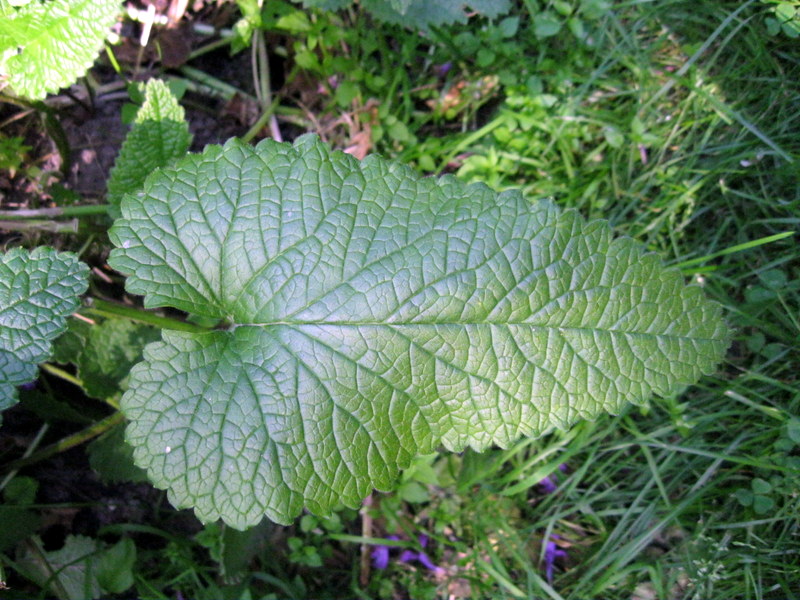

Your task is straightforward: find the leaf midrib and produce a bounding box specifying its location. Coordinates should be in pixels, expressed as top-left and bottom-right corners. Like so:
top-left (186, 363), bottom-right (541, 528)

top-left (228, 322), bottom-right (720, 343)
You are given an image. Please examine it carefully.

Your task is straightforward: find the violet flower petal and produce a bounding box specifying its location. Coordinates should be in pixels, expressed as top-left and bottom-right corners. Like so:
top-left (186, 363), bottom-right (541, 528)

top-left (372, 546), bottom-right (389, 569)
top-left (544, 538), bottom-right (568, 583)
top-left (371, 535), bottom-right (400, 570)
top-left (538, 475), bottom-right (558, 494)
top-left (416, 551), bottom-right (446, 576)
top-left (398, 549), bottom-right (418, 563)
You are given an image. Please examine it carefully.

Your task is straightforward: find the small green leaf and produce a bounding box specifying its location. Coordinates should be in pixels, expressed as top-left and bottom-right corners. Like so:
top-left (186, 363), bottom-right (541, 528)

top-left (765, 17), bottom-right (782, 36)
top-left (275, 10), bottom-right (313, 33)
top-left (581, 0), bottom-right (610, 19)
top-left (0, 0), bottom-right (121, 100)
top-left (52, 317), bottom-right (91, 364)
top-left (498, 16), bottom-right (519, 37)
top-left (109, 135), bottom-right (729, 528)
top-left (745, 285), bottom-right (775, 304)
top-left (775, 2), bottom-right (797, 22)
top-left (752, 494), bottom-right (775, 515)
top-left (4, 476), bottom-right (38, 505)
top-left (568, 16), bottom-right (586, 39)
top-left (0, 506), bottom-right (40, 552)
top-left (16, 535), bottom-right (102, 600)
top-left (353, 0), bottom-right (511, 29)
top-left (77, 318), bottom-right (160, 400)
top-left (734, 488), bottom-right (753, 506)
top-left (603, 126), bottom-right (624, 148)
top-left (96, 538), bottom-right (136, 594)
top-left (334, 80), bottom-right (360, 107)
top-left (534, 12), bottom-right (563, 38)
top-left (553, 1), bottom-right (573, 16)
top-left (106, 79), bottom-right (192, 217)
top-left (0, 247), bottom-right (89, 424)
top-left (786, 419), bottom-right (800, 444)
top-left (745, 331), bottom-right (765, 354)
top-left (0, 134), bottom-right (30, 172)
top-left (477, 48), bottom-right (497, 67)
top-left (301, 0), bottom-right (352, 9)
top-left (399, 480), bottom-right (430, 504)
top-left (783, 18), bottom-right (800, 37)
top-left (758, 268), bottom-right (787, 290)
top-left (751, 477), bottom-right (772, 494)
top-left (87, 422), bottom-right (149, 484)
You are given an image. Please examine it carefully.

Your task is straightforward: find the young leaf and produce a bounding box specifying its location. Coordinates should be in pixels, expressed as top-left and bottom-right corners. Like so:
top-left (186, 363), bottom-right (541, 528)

top-left (0, 0), bottom-right (121, 101)
top-left (106, 79), bottom-right (192, 217)
top-left (0, 247), bottom-right (89, 425)
top-left (77, 318), bottom-right (161, 400)
top-left (52, 317), bottom-right (92, 365)
top-left (108, 134), bottom-right (729, 528)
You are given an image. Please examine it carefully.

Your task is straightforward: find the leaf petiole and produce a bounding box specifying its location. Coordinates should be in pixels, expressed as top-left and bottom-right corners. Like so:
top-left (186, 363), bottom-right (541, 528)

top-left (84, 298), bottom-right (211, 333)
top-left (0, 412), bottom-right (124, 475)
top-left (0, 205), bottom-right (111, 220)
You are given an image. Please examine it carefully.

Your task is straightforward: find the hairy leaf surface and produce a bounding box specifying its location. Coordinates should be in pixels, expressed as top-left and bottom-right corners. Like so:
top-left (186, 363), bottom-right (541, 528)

top-left (0, 0), bottom-right (120, 100)
top-left (302, 0), bottom-right (510, 28)
top-left (108, 135), bottom-right (729, 528)
top-left (0, 247), bottom-right (89, 424)
top-left (107, 79), bottom-right (192, 217)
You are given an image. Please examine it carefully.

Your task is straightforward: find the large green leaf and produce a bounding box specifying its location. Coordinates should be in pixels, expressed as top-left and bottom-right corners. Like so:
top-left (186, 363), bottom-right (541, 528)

top-left (106, 79), bottom-right (192, 217)
top-left (0, 0), bottom-right (121, 100)
top-left (0, 247), bottom-right (89, 424)
top-left (301, 0), bottom-right (510, 28)
top-left (108, 134), bottom-right (729, 528)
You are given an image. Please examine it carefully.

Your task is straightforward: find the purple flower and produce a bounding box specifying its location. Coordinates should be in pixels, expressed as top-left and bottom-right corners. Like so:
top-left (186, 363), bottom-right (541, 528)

top-left (538, 475), bottom-right (558, 494)
top-left (372, 545), bottom-right (390, 569)
top-left (435, 62), bottom-right (453, 77)
top-left (398, 549), bottom-right (417, 563)
top-left (371, 535), bottom-right (399, 570)
top-left (416, 550), bottom-right (446, 576)
top-left (538, 464), bottom-right (568, 494)
top-left (544, 534), bottom-right (568, 583)
top-left (372, 534), bottom-right (445, 575)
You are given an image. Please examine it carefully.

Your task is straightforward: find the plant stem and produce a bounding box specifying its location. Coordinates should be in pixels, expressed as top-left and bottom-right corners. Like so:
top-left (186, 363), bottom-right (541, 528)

top-left (245, 28), bottom-right (282, 143)
top-left (242, 100), bottom-right (281, 143)
top-left (0, 423), bottom-right (49, 493)
top-left (188, 35), bottom-right (233, 61)
top-left (0, 205), bottom-right (110, 220)
top-left (0, 412), bottom-right (123, 478)
top-left (85, 298), bottom-right (211, 333)
top-left (0, 219), bottom-right (79, 233)
top-left (40, 363), bottom-right (83, 389)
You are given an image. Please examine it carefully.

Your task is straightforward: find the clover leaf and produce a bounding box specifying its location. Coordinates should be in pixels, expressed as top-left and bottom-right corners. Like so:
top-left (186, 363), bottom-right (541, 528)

top-left (0, 247), bottom-right (89, 424)
top-left (108, 134), bottom-right (729, 528)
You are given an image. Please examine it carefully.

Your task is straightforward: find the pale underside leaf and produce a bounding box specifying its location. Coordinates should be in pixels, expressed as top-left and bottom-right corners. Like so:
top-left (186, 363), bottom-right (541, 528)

top-left (301, 0), bottom-right (511, 28)
top-left (108, 134), bottom-right (729, 528)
